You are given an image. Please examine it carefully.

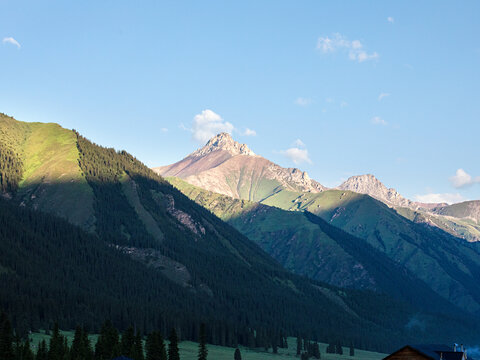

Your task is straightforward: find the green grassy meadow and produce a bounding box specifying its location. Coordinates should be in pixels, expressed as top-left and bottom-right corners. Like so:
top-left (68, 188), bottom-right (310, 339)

top-left (28, 332), bottom-right (385, 360)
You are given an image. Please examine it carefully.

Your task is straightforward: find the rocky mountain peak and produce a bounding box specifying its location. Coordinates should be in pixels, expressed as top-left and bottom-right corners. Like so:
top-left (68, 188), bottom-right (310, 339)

top-left (338, 174), bottom-right (412, 208)
top-left (192, 132), bottom-right (256, 157)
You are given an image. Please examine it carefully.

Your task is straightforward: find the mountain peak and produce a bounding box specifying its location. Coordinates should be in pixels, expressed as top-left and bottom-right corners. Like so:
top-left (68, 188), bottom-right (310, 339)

top-left (338, 174), bottom-right (412, 208)
top-left (192, 132), bottom-right (256, 157)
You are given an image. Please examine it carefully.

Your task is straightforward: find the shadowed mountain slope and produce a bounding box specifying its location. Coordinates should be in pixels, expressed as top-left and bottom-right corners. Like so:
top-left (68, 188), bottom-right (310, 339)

top-left (157, 133), bottom-right (480, 315)
top-left (1, 113), bottom-right (454, 352)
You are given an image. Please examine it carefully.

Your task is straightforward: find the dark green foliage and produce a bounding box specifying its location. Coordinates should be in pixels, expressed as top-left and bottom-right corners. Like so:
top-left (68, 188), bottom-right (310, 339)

top-left (121, 327), bottom-right (135, 358)
top-left (300, 352), bottom-right (310, 360)
top-left (349, 343), bottom-right (355, 357)
top-left (146, 332), bottom-right (167, 360)
top-left (168, 329), bottom-right (179, 360)
top-left (0, 313), bottom-right (15, 360)
top-left (0, 129), bottom-right (23, 193)
top-left (335, 341), bottom-right (343, 355)
top-left (48, 323), bottom-right (67, 360)
top-left (296, 336), bottom-right (302, 355)
top-left (133, 333), bottom-right (144, 360)
top-left (71, 326), bottom-right (93, 360)
top-left (234, 348), bottom-right (241, 360)
top-left (198, 324), bottom-right (207, 360)
top-left (95, 321), bottom-right (120, 360)
top-left (326, 343), bottom-right (335, 354)
top-left (36, 340), bottom-right (48, 360)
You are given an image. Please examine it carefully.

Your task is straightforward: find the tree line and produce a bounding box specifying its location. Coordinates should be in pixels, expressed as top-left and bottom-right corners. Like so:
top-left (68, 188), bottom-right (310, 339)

top-left (1, 313), bottom-right (254, 360)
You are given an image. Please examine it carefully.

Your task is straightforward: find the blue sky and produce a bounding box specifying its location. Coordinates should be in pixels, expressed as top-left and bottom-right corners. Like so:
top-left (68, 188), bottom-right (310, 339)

top-left (1, 1), bottom-right (479, 203)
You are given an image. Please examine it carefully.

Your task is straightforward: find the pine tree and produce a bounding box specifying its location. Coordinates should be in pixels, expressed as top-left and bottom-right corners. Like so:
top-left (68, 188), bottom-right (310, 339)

top-left (198, 323), bottom-right (207, 360)
top-left (168, 329), bottom-right (180, 360)
top-left (349, 344), bottom-right (355, 357)
top-left (234, 348), bottom-right (241, 360)
top-left (121, 326), bottom-right (136, 357)
top-left (21, 340), bottom-right (35, 360)
top-left (48, 323), bottom-right (66, 360)
top-left (95, 321), bottom-right (120, 360)
top-left (71, 326), bottom-right (84, 360)
top-left (36, 340), bottom-right (48, 360)
top-left (296, 336), bottom-right (302, 356)
top-left (0, 313), bottom-right (15, 360)
top-left (146, 332), bottom-right (167, 360)
top-left (133, 332), bottom-right (144, 360)
top-left (335, 341), bottom-right (343, 355)
top-left (311, 342), bottom-right (320, 359)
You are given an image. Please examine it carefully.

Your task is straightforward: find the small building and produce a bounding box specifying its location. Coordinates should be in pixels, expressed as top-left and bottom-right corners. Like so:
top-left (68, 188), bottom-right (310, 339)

top-left (383, 344), bottom-right (469, 360)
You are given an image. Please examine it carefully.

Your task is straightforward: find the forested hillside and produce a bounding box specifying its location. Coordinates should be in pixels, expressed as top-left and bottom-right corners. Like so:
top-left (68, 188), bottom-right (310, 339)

top-left (0, 114), bottom-right (449, 352)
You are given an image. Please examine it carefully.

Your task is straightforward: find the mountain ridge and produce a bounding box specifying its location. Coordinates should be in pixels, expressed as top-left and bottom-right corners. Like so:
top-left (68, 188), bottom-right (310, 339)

top-left (153, 132), bottom-right (327, 200)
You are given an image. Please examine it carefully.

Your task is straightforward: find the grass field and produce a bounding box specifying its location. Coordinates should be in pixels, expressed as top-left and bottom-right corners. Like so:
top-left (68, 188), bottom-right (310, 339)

top-left (29, 331), bottom-right (386, 360)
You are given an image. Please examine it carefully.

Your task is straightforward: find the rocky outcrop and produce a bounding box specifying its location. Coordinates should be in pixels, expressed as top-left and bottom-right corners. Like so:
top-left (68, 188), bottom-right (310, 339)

top-left (338, 174), bottom-right (413, 208)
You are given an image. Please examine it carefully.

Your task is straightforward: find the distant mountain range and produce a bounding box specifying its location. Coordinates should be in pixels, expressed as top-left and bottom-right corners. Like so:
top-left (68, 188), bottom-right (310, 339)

top-left (155, 132), bottom-right (480, 316)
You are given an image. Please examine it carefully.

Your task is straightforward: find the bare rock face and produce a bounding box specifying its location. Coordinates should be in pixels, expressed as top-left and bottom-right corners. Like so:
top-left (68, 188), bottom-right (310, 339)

top-left (191, 132), bottom-right (256, 157)
top-left (338, 174), bottom-right (413, 208)
top-left (153, 132), bottom-right (327, 200)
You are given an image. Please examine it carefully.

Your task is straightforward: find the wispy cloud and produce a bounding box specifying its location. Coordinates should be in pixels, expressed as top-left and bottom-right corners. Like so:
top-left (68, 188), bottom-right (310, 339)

top-left (449, 168), bottom-right (480, 188)
top-left (282, 148), bottom-right (312, 164)
top-left (317, 33), bottom-right (378, 63)
top-left (340, 101), bottom-right (348, 108)
top-left (378, 92), bottom-right (390, 101)
top-left (387, 17), bottom-right (395, 24)
top-left (293, 139), bottom-right (306, 148)
top-left (160, 127), bottom-right (168, 133)
top-left (294, 97), bottom-right (312, 106)
top-left (281, 139), bottom-right (311, 164)
top-left (414, 193), bottom-right (465, 205)
top-left (243, 128), bottom-right (256, 136)
top-left (2, 37), bottom-right (21, 48)
top-left (371, 116), bottom-right (387, 126)
top-left (190, 109), bottom-right (234, 143)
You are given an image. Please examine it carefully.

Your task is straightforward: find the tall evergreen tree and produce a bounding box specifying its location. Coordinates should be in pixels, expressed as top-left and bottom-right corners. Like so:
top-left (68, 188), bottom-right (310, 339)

top-left (296, 336), bottom-right (302, 356)
top-left (121, 326), bottom-right (136, 358)
top-left (335, 341), bottom-right (343, 355)
top-left (71, 326), bottom-right (93, 360)
top-left (36, 340), bottom-right (48, 360)
top-left (0, 313), bottom-right (15, 360)
top-left (168, 329), bottom-right (180, 360)
top-left (48, 323), bottom-right (66, 360)
top-left (234, 348), bottom-right (241, 360)
top-left (21, 340), bottom-right (35, 360)
top-left (133, 332), bottom-right (144, 360)
top-left (146, 332), bottom-right (167, 360)
top-left (95, 321), bottom-right (120, 360)
top-left (349, 344), bottom-right (355, 357)
top-left (198, 324), bottom-right (207, 360)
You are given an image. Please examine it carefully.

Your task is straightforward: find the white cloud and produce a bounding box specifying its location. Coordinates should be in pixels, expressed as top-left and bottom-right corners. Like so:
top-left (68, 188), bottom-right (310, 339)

top-left (191, 109), bottom-right (234, 143)
top-left (317, 33), bottom-right (378, 63)
top-left (414, 193), bottom-right (465, 205)
top-left (449, 168), bottom-right (480, 188)
top-left (2, 37), bottom-right (21, 48)
top-left (340, 101), bottom-right (348, 108)
top-left (378, 92), bottom-right (390, 101)
top-left (325, 97), bottom-right (334, 103)
top-left (295, 97), bottom-right (312, 106)
top-left (387, 17), bottom-right (395, 23)
top-left (160, 127), bottom-right (168, 132)
top-left (371, 116), bottom-right (387, 126)
top-left (243, 128), bottom-right (256, 136)
top-left (282, 147), bottom-right (312, 164)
